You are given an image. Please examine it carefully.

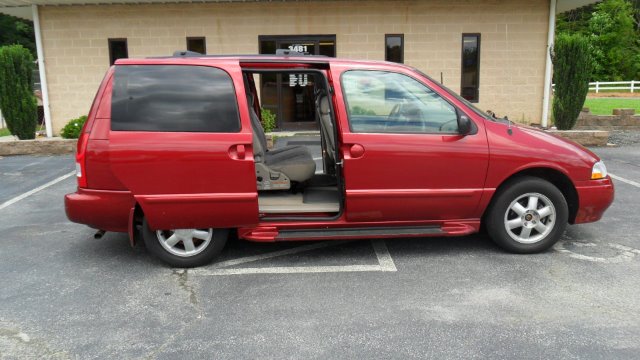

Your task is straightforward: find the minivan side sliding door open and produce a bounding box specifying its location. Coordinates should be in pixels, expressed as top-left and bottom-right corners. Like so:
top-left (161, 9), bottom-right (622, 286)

top-left (108, 64), bottom-right (259, 230)
top-left (335, 67), bottom-right (489, 223)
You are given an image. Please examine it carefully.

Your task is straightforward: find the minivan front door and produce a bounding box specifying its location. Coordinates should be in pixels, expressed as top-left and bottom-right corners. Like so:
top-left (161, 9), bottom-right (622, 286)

top-left (108, 63), bottom-right (259, 230)
top-left (334, 67), bottom-right (489, 223)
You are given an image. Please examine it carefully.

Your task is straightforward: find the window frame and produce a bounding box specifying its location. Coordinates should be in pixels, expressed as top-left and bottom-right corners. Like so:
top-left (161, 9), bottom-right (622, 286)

top-left (340, 69), bottom-right (465, 135)
top-left (110, 64), bottom-right (242, 133)
top-left (108, 38), bottom-right (128, 66)
top-left (385, 34), bottom-right (404, 64)
top-left (460, 33), bottom-right (481, 103)
top-left (186, 36), bottom-right (207, 54)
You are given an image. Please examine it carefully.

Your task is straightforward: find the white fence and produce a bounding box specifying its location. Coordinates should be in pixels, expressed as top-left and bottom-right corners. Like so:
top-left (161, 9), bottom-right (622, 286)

top-left (553, 80), bottom-right (639, 93)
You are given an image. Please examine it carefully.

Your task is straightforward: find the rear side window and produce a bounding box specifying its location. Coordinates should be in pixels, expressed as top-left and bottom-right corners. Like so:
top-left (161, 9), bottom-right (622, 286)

top-left (111, 65), bottom-right (240, 132)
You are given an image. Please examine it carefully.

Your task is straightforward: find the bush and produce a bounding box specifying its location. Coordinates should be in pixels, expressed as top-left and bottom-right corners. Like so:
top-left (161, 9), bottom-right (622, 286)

top-left (60, 115), bottom-right (87, 139)
top-left (552, 34), bottom-right (592, 130)
top-left (0, 45), bottom-right (37, 139)
top-left (261, 108), bottom-right (276, 133)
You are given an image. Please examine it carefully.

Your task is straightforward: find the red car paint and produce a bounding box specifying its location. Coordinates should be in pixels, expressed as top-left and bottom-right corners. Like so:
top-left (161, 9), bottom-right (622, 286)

top-left (64, 55), bottom-right (614, 244)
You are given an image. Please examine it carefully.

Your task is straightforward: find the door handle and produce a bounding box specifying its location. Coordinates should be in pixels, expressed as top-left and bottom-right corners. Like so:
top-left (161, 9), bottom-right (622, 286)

top-left (229, 144), bottom-right (246, 160)
top-left (348, 144), bottom-right (365, 159)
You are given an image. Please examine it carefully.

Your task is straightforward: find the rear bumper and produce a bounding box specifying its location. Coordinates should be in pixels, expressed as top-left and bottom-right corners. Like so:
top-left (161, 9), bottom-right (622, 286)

top-left (573, 177), bottom-right (615, 224)
top-left (64, 188), bottom-right (135, 232)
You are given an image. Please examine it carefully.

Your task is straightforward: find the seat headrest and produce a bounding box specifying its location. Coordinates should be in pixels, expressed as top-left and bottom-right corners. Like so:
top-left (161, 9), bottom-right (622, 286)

top-left (319, 96), bottom-right (330, 115)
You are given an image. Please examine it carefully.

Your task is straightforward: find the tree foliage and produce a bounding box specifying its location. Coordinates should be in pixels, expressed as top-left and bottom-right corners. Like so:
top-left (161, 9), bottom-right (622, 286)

top-left (557, 0), bottom-right (640, 81)
top-left (0, 45), bottom-right (37, 139)
top-left (0, 14), bottom-right (36, 58)
top-left (552, 34), bottom-right (593, 130)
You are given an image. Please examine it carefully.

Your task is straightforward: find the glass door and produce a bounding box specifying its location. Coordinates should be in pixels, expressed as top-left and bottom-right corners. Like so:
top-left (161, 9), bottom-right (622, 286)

top-left (259, 35), bottom-right (336, 130)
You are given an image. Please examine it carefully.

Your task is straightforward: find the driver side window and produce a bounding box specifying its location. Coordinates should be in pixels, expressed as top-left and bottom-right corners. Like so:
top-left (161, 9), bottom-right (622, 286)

top-left (342, 70), bottom-right (458, 134)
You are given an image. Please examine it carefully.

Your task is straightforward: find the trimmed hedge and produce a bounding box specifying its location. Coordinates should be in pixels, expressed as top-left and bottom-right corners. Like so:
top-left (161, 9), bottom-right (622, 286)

top-left (0, 45), bottom-right (37, 139)
top-left (60, 115), bottom-right (87, 139)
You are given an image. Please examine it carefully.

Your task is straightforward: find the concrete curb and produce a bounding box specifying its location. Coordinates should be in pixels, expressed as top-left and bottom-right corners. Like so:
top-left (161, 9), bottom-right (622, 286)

top-left (0, 138), bottom-right (77, 156)
top-left (546, 130), bottom-right (609, 147)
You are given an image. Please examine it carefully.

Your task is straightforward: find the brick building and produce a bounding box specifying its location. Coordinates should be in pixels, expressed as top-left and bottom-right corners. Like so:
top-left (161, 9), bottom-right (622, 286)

top-left (0, 0), bottom-right (596, 136)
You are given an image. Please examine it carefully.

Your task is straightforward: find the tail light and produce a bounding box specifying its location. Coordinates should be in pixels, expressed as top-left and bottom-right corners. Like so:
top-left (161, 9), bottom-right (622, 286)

top-left (76, 130), bottom-right (89, 188)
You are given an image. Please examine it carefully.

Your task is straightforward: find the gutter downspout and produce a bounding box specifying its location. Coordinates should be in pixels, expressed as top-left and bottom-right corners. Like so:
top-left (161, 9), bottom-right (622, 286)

top-left (541, 0), bottom-right (557, 129)
top-left (32, 4), bottom-right (53, 138)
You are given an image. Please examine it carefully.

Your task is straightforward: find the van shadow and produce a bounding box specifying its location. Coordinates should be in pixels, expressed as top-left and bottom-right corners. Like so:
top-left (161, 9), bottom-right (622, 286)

top-left (73, 230), bottom-right (503, 269)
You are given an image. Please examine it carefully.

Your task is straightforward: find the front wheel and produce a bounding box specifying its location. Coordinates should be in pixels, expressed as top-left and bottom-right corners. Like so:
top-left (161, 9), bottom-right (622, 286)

top-left (485, 177), bottom-right (568, 253)
top-left (142, 218), bottom-right (228, 268)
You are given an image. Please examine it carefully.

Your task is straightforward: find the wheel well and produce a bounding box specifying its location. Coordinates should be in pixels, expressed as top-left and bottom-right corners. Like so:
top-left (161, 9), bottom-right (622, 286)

top-left (485, 168), bottom-right (579, 224)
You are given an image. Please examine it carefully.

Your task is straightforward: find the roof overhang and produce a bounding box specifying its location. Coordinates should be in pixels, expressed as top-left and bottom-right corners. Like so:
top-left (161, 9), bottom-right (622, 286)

top-left (1, 0), bottom-right (602, 21)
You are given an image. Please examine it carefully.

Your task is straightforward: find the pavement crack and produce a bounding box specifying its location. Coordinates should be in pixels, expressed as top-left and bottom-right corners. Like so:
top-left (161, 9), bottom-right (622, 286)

top-left (173, 269), bottom-right (199, 306)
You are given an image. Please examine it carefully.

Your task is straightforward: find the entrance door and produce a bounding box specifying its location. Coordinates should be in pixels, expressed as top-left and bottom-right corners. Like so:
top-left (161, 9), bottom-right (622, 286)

top-left (334, 66), bottom-right (489, 223)
top-left (259, 35), bottom-right (336, 130)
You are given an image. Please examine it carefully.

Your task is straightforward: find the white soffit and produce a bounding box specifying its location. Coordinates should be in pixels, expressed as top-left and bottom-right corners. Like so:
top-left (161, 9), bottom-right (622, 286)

top-left (1, 0), bottom-right (603, 21)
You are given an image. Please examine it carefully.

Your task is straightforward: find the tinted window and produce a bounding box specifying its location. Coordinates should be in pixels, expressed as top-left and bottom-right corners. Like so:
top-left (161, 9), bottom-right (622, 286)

top-left (385, 34), bottom-right (404, 63)
top-left (108, 39), bottom-right (128, 66)
top-left (187, 37), bottom-right (206, 54)
top-left (461, 34), bottom-right (480, 102)
top-left (342, 71), bottom-right (458, 134)
top-left (112, 65), bottom-right (240, 132)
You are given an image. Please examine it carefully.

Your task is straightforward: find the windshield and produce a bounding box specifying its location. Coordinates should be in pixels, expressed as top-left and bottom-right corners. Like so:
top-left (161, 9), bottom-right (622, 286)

top-left (411, 68), bottom-right (494, 121)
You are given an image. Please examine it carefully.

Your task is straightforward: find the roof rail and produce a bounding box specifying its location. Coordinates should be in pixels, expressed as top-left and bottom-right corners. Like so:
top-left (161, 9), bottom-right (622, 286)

top-left (275, 49), bottom-right (309, 56)
top-left (172, 50), bottom-right (203, 57)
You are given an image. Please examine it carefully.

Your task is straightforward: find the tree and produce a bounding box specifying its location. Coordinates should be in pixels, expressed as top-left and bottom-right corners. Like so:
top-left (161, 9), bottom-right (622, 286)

top-left (0, 45), bottom-right (38, 139)
top-left (0, 14), bottom-right (36, 58)
top-left (552, 34), bottom-right (592, 130)
top-left (588, 0), bottom-right (640, 80)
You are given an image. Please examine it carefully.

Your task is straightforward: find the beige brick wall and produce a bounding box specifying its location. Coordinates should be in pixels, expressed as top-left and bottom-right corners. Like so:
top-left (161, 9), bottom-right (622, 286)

top-left (40, 0), bottom-right (549, 133)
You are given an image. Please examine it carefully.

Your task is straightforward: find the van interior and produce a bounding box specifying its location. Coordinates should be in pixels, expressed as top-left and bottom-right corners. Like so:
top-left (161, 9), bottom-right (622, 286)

top-left (243, 70), bottom-right (342, 217)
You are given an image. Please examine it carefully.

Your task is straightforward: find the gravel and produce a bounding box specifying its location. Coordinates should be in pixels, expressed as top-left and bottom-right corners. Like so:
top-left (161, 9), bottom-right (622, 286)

top-left (607, 130), bottom-right (640, 147)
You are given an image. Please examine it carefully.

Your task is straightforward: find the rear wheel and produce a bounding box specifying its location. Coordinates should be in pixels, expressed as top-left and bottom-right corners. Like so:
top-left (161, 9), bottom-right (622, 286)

top-left (142, 218), bottom-right (228, 268)
top-left (486, 177), bottom-right (568, 253)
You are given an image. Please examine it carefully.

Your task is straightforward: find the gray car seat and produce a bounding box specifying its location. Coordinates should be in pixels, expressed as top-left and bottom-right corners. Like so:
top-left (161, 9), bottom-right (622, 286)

top-left (248, 94), bottom-right (316, 190)
top-left (316, 93), bottom-right (335, 161)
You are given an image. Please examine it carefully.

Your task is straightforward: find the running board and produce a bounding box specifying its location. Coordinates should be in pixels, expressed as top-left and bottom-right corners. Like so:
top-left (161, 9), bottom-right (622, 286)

top-left (238, 222), bottom-right (480, 242)
top-left (276, 226), bottom-right (443, 240)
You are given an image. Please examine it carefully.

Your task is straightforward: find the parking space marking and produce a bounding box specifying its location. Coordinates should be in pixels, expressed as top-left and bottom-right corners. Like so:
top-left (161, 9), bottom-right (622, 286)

top-left (610, 173), bottom-right (640, 188)
top-left (190, 239), bottom-right (397, 276)
top-left (554, 240), bottom-right (640, 264)
top-left (0, 171), bottom-right (75, 211)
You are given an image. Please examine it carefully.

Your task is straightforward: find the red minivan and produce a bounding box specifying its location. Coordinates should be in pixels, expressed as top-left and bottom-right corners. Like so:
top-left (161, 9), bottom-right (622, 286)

top-left (65, 51), bottom-right (614, 267)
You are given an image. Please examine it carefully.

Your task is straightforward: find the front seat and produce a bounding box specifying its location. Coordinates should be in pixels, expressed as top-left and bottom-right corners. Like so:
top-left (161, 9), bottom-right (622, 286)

top-left (247, 95), bottom-right (316, 190)
top-left (316, 92), bottom-right (335, 161)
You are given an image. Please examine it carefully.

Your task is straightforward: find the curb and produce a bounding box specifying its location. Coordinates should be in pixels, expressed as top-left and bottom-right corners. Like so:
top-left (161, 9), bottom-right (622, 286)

top-left (546, 130), bottom-right (609, 147)
top-left (0, 138), bottom-right (77, 156)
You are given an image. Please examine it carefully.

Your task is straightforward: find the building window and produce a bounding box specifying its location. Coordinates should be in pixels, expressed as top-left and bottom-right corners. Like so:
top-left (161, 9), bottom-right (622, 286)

top-left (385, 34), bottom-right (404, 63)
top-left (461, 34), bottom-right (480, 103)
top-left (187, 37), bottom-right (206, 54)
top-left (108, 38), bottom-right (128, 66)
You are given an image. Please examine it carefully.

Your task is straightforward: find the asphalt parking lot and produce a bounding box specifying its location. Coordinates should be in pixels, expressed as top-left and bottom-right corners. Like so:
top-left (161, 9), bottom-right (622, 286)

top-left (1, 144), bottom-right (639, 359)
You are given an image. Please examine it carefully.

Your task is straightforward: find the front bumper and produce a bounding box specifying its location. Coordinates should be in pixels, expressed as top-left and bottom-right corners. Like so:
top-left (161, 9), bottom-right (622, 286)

top-left (65, 188), bottom-right (135, 232)
top-left (573, 177), bottom-right (615, 224)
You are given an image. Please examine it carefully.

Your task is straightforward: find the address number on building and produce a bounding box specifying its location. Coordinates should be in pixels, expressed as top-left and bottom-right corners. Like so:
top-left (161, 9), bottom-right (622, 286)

top-left (288, 45), bottom-right (308, 53)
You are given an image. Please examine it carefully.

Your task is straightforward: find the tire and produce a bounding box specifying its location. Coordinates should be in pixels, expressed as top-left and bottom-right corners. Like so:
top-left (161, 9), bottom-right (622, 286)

top-left (142, 218), bottom-right (228, 268)
top-left (485, 176), bottom-right (568, 253)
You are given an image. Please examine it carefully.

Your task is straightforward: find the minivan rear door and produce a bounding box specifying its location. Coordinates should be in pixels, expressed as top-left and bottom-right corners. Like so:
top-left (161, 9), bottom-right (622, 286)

top-left (108, 62), bottom-right (259, 230)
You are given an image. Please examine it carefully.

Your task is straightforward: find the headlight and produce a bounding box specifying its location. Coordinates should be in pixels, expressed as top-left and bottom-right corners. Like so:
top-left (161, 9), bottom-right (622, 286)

top-left (591, 160), bottom-right (608, 180)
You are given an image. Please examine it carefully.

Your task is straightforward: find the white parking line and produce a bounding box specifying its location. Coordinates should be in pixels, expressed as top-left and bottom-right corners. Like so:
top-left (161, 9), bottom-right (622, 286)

top-left (190, 239), bottom-right (397, 276)
top-left (0, 171), bottom-right (75, 211)
top-left (610, 173), bottom-right (640, 188)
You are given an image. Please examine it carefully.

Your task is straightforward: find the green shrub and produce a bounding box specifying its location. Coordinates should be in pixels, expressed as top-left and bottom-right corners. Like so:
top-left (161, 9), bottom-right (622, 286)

top-left (60, 115), bottom-right (87, 139)
top-left (0, 45), bottom-right (37, 139)
top-left (552, 34), bottom-right (592, 130)
top-left (261, 108), bottom-right (277, 133)
top-left (351, 106), bottom-right (377, 116)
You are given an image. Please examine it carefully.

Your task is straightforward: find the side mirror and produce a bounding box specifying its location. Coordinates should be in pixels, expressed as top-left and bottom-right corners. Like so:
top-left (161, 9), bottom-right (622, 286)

top-left (458, 114), bottom-right (472, 135)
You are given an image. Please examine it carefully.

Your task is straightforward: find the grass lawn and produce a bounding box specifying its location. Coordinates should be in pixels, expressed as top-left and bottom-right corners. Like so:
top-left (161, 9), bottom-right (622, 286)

top-left (584, 98), bottom-right (640, 115)
top-left (0, 128), bottom-right (10, 137)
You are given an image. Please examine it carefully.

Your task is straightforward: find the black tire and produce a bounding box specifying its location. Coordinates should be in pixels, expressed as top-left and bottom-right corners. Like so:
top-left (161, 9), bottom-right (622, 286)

top-left (142, 218), bottom-right (228, 268)
top-left (485, 176), bottom-right (568, 254)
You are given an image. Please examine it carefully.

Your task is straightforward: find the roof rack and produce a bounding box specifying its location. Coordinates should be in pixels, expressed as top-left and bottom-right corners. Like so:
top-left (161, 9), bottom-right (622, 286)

top-left (166, 50), bottom-right (327, 59)
top-left (173, 50), bottom-right (203, 57)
